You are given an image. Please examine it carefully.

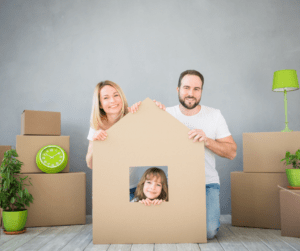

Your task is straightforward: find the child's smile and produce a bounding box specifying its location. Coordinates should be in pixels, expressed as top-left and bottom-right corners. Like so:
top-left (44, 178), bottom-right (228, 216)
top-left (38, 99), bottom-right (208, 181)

top-left (143, 175), bottom-right (162, 200)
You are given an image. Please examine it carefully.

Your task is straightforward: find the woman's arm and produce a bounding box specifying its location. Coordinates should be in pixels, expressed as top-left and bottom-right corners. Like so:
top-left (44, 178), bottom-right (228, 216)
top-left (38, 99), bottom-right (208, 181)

top-left (86, 140), bottom-right (93, 169)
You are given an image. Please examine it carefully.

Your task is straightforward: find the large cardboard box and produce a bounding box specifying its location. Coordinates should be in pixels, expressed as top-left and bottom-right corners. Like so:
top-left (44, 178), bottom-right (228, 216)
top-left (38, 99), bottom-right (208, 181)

top-left (231, 172), bottom-right (289, 229)
top-left (0, 146), bottom-right (11, 228)
top-left (243, 132), bottom-right (300, 172)
top-left (93, 98), bottom-right (206, 244)
top-left (16, 135), bottom-right (70, 173)
top-left (280, 189), bottom-right (300, 237)
top-left (20, 172), bottom-right (86, 227)
top-left (21, 110), bottom-right (61, 135)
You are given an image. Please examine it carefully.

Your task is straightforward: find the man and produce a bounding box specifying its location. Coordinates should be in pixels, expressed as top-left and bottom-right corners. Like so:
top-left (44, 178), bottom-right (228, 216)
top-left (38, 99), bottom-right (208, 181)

top-left (160, 69), bottom-right (237, 239)
top-left (130, 69), bottom-right (236, 238)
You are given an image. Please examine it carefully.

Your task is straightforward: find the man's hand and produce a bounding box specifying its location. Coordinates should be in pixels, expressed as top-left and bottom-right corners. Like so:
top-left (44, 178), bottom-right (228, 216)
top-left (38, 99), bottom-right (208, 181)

top-left (153, 100), bottom-right (166, 111)
top-left (188, 129), bottom-right (209, 145)
top-left (92, 130), bottom-right (107, 141)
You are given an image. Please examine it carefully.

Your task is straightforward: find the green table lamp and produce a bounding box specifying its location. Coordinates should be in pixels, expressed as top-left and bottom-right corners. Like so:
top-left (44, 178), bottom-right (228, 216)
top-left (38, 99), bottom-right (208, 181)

top-left (272, 69), bottom-right (299, 132)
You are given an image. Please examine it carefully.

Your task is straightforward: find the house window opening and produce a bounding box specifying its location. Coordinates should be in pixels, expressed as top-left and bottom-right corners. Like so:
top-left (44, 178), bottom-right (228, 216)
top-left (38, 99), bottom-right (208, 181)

top-left (129, 166), bottom-right (168, 204)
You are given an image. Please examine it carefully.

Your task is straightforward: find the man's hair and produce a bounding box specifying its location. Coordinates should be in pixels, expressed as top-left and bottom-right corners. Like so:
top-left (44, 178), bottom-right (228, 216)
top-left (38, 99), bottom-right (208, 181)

top-left (178, 70), bottom-right (204, 88)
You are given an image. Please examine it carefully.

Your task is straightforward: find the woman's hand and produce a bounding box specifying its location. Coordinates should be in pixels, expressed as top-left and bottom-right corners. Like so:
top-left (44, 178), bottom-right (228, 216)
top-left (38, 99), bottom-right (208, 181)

top-left (153, 100), bottom-right (166, 111)
top-left (128, 101), bottom-right (142, 113)
top-left (92, 129), bottom-right (107, 141)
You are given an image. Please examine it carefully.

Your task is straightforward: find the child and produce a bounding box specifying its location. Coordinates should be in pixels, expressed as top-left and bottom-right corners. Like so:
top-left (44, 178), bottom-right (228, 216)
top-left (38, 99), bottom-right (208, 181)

top-left (132, 167), bottom-right (168, 206)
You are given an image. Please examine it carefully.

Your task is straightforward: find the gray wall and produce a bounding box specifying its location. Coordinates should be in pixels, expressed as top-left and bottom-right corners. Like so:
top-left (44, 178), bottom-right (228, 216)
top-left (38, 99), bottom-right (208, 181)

top-left (1, 0), bottom-right (300, 215)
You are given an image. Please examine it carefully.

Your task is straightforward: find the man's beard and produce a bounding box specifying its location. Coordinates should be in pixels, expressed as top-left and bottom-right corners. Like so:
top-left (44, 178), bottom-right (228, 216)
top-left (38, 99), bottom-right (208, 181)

top-left (178, 93), bottom-right (200, 110)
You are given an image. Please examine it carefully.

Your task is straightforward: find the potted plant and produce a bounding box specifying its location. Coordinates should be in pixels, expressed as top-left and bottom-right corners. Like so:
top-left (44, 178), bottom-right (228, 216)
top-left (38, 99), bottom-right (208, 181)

top-left (281, 149), bottom-right (300, 187)
top-left (0, 149), bottom-right (34, 233)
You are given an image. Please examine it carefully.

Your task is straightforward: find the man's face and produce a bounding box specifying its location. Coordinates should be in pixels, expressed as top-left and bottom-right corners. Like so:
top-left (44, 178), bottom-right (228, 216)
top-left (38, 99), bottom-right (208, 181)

top-left (177, 74), bottom-right (203, 109)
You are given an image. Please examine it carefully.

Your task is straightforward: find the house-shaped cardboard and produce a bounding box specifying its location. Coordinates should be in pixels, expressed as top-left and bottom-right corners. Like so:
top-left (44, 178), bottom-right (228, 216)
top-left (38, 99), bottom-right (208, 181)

top-left (93, 98), bottom-right (206, 244)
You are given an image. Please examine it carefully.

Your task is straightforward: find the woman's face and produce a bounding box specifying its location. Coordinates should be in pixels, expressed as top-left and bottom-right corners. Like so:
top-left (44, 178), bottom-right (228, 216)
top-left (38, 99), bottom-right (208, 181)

top-left (99, 85), bottom-right (123, 115)
top-left (143, 175), bottom-right (162, 200)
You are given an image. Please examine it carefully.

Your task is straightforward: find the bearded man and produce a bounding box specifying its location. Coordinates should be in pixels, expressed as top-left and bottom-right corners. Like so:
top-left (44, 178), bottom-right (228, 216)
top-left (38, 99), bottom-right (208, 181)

top-left (165, 70), bottom-right (237, 239)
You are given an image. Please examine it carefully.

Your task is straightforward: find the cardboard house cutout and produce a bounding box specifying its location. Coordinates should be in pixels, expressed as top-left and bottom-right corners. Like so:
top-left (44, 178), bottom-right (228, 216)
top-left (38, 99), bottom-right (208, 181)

top-left (93, 98), bottom-right (206, 244)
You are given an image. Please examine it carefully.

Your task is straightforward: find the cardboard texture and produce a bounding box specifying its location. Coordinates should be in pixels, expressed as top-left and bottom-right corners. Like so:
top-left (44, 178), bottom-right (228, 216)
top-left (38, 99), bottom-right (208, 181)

top-left (93, 98), bottom-right (206, 244)
top-left (231, 172), bottom-right (289, 229)
top-left (280, 190), bottom-right (300, 237)
top-left (243, 132), bottom-right (300, 172)
top-left (21, 110), bottom-right (61, 135)
top-left (19, 172), bottom-right (86, 227)
top-left (0, 146), bottom-right (11, 227)
top-left (16, 135), bottom-right (70, 173)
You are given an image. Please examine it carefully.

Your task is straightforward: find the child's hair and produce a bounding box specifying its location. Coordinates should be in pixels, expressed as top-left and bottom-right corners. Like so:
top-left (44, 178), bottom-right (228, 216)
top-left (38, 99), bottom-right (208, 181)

top-left (134, 167), bottom-right (168, 201)
top-left (90, 80), bottom-right (128, 130)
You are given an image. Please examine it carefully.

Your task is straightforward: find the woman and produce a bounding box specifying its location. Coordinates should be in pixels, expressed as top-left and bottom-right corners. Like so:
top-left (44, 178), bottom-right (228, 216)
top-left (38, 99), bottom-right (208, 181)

top-left (86, 80), bottom-right (132, 169)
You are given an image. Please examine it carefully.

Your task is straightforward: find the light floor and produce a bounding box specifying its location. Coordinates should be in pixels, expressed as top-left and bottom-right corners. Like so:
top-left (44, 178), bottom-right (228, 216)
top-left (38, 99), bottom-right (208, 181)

top-left (0, 215), bottom-right (300, 251)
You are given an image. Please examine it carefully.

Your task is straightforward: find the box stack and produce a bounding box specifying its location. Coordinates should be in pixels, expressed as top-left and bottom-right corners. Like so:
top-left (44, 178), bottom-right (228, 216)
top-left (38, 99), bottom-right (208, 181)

top-left (15, 110), bottom-right (86, 227)
top-left (231, 132), bottom-right (300, 229)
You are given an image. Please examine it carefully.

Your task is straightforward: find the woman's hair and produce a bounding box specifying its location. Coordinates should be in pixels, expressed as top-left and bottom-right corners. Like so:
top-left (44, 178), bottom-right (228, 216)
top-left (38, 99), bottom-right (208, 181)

top-left (134, 167), bottom-right (168, 201)
top-left (90, 80), bottom-right (128, 130)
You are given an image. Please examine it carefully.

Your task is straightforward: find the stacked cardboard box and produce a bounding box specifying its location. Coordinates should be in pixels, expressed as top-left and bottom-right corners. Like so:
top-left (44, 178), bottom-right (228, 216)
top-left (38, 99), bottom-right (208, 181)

top-left (231, 132), bottom-right (300, 229)
top-left (13, 110), bottom-right (86, 227)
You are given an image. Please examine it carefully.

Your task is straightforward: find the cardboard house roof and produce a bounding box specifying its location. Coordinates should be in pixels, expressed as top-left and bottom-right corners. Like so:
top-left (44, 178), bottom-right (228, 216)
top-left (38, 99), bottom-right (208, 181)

top-left (93, 98), bottom-right (206, 244)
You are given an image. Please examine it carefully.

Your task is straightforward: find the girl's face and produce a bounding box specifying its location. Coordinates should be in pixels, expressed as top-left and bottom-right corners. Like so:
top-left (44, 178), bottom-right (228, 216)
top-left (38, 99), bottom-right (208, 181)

top-left (143, 175), bottom-right (162, 200)
top-left (99, 85), bottom-right (122, 115)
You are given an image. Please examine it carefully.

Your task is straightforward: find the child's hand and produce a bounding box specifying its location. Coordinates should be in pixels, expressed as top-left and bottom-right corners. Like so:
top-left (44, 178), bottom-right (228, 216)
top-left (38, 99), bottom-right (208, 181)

top-left (92, 129), bottom-right (107, 141)
top-left (139, 198), bottom-right (152, 206)
top-left (128, 101), bottom-right (141, 113)
top-left (152, 199), bottom-right (164, 205)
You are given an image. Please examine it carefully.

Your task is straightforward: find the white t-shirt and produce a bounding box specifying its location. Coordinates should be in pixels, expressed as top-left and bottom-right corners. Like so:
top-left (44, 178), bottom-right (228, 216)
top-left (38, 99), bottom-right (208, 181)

top-left (166, 105), bottom-right (231, 184)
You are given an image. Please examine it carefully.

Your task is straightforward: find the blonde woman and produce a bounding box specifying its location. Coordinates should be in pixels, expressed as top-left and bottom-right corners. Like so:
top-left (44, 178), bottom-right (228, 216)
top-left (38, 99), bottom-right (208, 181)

top-left (86, 80), bottom-right (136, 169)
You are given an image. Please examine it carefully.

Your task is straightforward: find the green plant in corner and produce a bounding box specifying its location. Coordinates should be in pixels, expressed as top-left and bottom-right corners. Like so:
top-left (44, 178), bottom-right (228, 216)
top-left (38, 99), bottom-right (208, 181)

top-left (281, 149), bottom-right (300, 187)
top-left (0, 149), bottom-right (34, 232)
top-left (281, 149), bottom-right (300, 169)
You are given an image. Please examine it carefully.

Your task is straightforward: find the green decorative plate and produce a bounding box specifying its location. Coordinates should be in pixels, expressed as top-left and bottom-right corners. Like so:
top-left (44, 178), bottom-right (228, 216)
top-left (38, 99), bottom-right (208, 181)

top-left (36, 145), bottom-right (68, 173)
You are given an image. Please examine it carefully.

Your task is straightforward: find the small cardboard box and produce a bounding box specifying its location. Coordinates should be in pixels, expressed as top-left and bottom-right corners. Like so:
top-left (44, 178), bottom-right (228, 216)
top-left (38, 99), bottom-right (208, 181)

top-left (93, 98), bottom-right (206, 244)
top-left (0, 145), bottom-right (11, 166)
top-left (21, 110), bottom-right (61, 135)
top-left (16, 135), bottom-right (70, 173)
top-left (231, 172), bottom-right (289, 229)
top-left (243, 132), bottom-right (300, 173)
top-left (280, 189), bottom-right (300, 237)
top-left (19, 172), bottom-right (86, 227)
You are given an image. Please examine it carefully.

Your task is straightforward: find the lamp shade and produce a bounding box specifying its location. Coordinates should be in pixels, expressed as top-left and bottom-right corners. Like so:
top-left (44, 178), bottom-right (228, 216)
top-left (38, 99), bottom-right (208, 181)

top-left (272, 69), bottom-right (299, 92)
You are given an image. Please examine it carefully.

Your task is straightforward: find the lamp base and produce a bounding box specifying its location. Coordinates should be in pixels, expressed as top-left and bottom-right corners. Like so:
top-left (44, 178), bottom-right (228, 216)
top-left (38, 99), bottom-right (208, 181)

top-left (281, 124), bottom-right (293, 132)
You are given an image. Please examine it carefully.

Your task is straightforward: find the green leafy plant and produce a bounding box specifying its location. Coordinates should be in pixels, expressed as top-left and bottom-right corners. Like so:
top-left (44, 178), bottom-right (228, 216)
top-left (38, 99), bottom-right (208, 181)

top-left (281, 149), bottom-right (300, 169)
top-left (0, 149), bottom-right (34, 211)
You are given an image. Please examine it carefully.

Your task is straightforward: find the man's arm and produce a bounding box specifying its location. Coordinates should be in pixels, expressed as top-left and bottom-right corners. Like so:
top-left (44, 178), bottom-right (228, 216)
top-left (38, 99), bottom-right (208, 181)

top-left (205, 135), bottom-right (237, 160)
top-left (188, 130), bottom-right (237, 160)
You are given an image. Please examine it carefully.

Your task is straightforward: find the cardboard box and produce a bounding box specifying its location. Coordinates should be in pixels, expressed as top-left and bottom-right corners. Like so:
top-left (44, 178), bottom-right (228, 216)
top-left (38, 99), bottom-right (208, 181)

top-left (16, 136), bottom-right (70, 173)
top-left (243, 132), bottom-right (300, 172)
top-left (19, 172), bottom-right (86, 227)
top-left (231, 172), bottom-right (289, 229)
top-left (280, 189), bottom-right (300, 237)
top-left (93, 98), bottom-right (207, 244)
top-left (0, 145), bottom-right (11, 167)
top-left (21, 110), bottom-right (61, 135)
